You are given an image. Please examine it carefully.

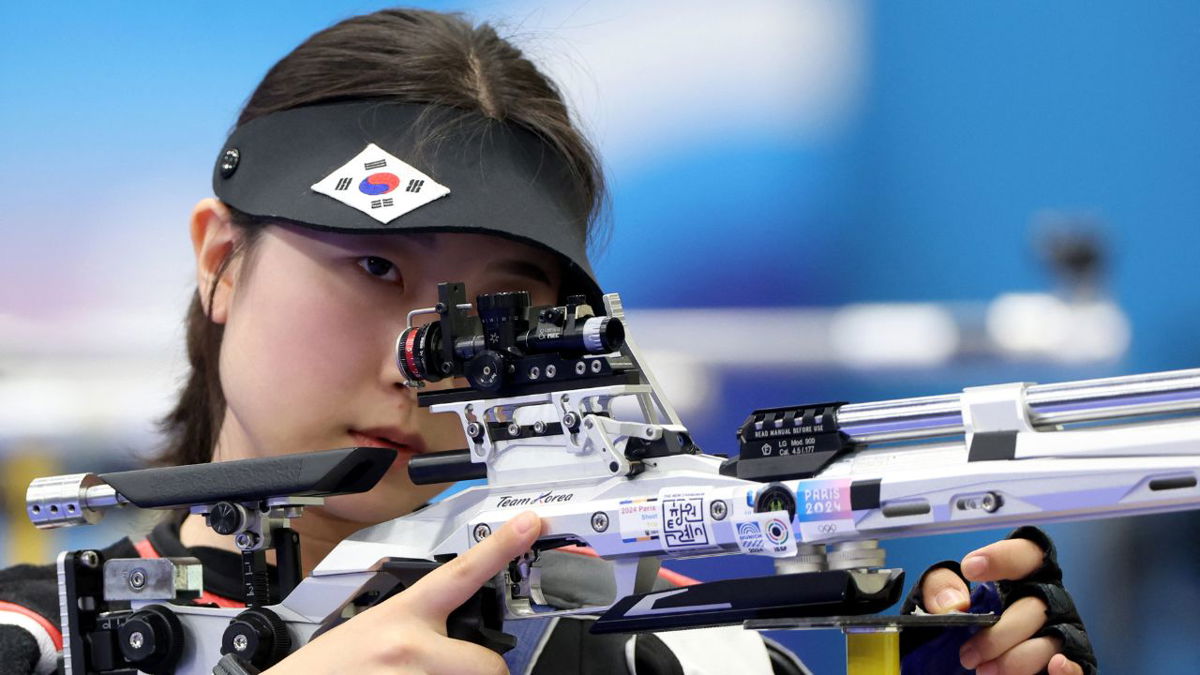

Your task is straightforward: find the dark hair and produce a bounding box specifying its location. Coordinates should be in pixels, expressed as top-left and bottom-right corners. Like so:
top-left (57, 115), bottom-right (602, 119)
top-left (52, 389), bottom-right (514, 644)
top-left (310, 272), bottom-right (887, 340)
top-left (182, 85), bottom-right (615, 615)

top-left (156, 8), bottom-right (607, 467)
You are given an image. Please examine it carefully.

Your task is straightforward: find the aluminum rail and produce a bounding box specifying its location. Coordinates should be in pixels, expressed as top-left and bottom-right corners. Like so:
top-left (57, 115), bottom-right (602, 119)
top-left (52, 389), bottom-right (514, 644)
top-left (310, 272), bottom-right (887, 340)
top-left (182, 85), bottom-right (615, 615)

top-left (835, 368), bottom-right (1200, 444)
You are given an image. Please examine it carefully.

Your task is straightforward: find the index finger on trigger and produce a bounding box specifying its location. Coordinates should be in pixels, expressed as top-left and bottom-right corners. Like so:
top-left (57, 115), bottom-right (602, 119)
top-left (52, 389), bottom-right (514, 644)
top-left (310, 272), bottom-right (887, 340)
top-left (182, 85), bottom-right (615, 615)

top-left (920, 567), bottom-right (971, 614)
top-left (961, 537), bottom-right (1044, 582)
top-left (392, 510), bottom-right (542, 623)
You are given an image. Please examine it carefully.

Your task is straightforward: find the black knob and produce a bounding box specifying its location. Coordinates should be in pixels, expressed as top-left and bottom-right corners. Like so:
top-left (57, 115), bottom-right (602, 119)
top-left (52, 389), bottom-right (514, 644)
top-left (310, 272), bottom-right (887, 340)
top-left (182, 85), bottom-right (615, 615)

top-left (477, 290), bottom-right (529, 311)
top-left (118, 605), bottom-right (185, 674)
top-left (754, 483), bottom-right (797, 521)
top-left (466, 350), bottom-right (506, 393)
top-left (221, 607), bottom-right (292, 670)
top-left (219, 148), bottom-right (240, 178)
top-left (209, 501), bottom-right (245, 536)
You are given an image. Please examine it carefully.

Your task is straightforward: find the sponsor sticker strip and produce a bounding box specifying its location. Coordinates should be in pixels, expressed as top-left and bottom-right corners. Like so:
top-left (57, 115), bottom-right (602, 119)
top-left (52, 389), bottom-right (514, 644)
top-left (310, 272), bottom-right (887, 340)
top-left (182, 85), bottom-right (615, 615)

top-left (617, 497), bottom-right (660, 543)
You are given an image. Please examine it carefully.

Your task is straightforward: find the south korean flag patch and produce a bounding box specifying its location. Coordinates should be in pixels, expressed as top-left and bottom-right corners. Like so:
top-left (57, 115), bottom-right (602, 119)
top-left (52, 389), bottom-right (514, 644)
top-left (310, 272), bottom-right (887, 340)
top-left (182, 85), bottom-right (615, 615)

top-left (311, 143), bottom-right (450, 224)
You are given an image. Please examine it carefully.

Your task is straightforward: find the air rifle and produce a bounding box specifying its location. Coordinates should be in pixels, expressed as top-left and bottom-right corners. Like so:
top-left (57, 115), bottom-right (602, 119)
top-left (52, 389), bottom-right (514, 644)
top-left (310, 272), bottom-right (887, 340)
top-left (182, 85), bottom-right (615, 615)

top-left (27, 282), bottom-right (1200, 673)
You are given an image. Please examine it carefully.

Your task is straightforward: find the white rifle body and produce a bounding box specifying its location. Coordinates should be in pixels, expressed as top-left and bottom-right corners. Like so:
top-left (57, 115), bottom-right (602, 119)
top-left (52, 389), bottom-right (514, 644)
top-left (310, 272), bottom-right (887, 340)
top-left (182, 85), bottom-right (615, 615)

top-left (27, 290), bottom-right (1200, 673)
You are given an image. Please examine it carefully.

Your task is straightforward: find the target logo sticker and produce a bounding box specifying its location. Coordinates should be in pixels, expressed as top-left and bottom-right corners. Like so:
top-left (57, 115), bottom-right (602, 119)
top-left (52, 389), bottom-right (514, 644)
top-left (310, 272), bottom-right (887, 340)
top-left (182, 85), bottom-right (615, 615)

top-left (312, 143), bottom-right (450, 224)
top-left (734, 513), bottom-right (797, 557)
top-left (764, 518), bottom-right (790, 546)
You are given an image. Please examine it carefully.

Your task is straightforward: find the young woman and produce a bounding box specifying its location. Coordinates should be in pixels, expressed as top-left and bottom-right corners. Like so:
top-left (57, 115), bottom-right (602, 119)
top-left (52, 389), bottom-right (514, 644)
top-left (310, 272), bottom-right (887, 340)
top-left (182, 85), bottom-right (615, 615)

top-left (0, 8), bottom-right (1092, 674)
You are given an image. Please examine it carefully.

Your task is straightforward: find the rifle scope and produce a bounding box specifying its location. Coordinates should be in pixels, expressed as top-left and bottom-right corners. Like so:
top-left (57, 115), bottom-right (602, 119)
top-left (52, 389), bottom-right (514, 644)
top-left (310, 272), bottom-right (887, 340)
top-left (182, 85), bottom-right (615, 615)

top-left (397, 285), bottom-right (624, 393)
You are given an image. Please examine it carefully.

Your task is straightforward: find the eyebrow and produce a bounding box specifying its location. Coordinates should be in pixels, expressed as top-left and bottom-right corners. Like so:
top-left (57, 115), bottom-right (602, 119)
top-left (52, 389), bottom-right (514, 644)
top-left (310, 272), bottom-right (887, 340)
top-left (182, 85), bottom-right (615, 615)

top-left (487, 259), bottom-right (554, 287)
top-left (403, 232), bottom-right (440, 249)
top-left (382, 232), bottom-right (554, 286)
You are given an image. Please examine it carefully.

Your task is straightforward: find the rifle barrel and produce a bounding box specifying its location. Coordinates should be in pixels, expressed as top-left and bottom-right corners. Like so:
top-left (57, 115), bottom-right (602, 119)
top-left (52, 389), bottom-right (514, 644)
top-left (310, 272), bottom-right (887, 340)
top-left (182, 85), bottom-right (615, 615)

top-left (836, 368), bottom-right (1200, 444)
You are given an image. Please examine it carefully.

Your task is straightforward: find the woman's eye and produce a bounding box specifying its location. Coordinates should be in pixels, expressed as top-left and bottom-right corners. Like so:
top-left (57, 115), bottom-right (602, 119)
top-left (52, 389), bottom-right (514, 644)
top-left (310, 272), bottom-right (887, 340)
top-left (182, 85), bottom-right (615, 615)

top-left (357, 256), bottom-right (402, 283)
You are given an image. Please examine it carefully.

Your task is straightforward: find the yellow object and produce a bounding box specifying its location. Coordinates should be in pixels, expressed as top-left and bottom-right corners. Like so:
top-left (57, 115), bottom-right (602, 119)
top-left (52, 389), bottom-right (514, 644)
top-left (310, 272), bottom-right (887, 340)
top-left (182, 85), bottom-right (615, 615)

top-left (846, 628), bottom-right (901, 675)
top-left (3, 448), bottom-right (59, 565)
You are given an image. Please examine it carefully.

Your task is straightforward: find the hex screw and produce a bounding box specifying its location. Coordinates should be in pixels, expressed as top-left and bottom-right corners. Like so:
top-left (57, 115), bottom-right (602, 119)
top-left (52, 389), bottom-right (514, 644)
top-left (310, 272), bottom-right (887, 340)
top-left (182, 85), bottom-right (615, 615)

top-left (80, 551), bottom-right (99, 568)
top-left (466, 422), bottom-right (484, 441)
top-left (533, 421), bottom-right (546, 434)
top-left (128, 568), bottom-right (147, 590)
top-left (562, 412), bottom-right (581, 432)
top-left (575, 361), bottom-right (587, 375)
top-left (128, 631), bottom-right (145, 650)
top-left (235, 532), bottom-right (259, 550)
top-left (506, 422), bottom-right (521, 437)
top-left (546, 365), bottom-right (557, 378)
top-left (710, 500), bottom-right (728, 521)
top-left (529, 366), bottom-right (541, 380)
top-left (233, 634), bottom-right (249, 652)
top-left (981, 492), bottom-right (1002, 513)
top-left (591, 511), bottom-right (610, 532)
top-left (473, 523), bottom-right (492, 542)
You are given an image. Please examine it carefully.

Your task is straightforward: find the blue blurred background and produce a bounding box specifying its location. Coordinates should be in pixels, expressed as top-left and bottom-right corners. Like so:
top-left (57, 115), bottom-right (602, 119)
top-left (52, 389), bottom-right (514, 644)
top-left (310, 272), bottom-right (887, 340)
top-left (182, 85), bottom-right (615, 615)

top-left (3, 1), bottom-right (1199, 672)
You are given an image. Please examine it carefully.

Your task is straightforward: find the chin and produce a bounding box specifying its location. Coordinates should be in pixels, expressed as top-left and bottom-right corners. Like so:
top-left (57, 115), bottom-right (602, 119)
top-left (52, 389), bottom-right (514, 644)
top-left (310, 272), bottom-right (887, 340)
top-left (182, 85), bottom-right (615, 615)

top-left (321, 480), bottom-right (445, 526)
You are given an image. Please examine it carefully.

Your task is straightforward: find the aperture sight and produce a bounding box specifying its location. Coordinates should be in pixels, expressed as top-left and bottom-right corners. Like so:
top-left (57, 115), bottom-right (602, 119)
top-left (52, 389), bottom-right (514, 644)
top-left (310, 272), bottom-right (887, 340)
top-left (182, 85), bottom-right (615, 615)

top-left (397, 282), bottom-right (626, 396)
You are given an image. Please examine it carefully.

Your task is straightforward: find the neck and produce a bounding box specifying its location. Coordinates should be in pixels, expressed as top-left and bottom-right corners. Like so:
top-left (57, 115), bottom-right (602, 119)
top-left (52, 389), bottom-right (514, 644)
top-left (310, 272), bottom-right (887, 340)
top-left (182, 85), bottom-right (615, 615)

top-left (179, 505), bottom-right (366, 578)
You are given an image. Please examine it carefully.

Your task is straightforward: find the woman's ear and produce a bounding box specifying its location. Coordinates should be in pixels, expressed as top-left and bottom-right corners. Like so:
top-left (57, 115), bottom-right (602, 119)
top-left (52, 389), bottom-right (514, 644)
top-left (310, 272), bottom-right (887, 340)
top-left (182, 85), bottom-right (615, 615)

top-left (190, 198), bottom-right (238, 324)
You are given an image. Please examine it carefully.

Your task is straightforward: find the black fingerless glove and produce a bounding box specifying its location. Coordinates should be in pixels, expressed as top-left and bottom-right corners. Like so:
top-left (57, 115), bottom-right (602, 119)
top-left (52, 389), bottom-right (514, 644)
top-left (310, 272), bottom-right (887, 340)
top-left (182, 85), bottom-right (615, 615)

top-left (899, 527), bottom-right (1098, 675)
top-left (1000, 526), bottom-right (1097, 675)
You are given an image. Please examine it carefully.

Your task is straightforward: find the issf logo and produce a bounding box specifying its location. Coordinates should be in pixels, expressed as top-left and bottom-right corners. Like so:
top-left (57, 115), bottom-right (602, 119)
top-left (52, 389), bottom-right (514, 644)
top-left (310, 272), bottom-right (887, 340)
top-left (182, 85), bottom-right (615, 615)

top-left (765, 518), bottom-right (790, 546)
top-left (359, 172), bottom-right (400, 195)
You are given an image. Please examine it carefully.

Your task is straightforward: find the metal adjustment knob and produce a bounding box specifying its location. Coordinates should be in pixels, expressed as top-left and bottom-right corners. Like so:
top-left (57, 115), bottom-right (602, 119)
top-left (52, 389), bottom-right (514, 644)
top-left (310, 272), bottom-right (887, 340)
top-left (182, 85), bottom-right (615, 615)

top-left (117, 604), bottom-right (185, 674)
top-left (826, 540), bottom-right (887, 570)
top-left (774, 543), bottom-right (829, 575)
top-left (221, 607), bottom-right (292, 670)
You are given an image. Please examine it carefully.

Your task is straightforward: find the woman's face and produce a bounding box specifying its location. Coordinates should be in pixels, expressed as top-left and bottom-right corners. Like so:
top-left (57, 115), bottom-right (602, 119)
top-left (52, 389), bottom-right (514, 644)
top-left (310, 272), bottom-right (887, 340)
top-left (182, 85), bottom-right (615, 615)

top-left (213, 223), bottom-right (562, 524)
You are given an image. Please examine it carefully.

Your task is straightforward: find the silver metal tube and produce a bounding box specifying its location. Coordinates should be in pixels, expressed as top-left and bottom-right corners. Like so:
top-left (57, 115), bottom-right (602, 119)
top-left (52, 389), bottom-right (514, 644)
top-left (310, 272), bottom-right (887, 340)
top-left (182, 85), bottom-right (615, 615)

top-left (83, 484), bottom-right (128, 510)
top-left (26, 475), bottom-right (130, 529)
top-left (836, 368), bottom-right (1200, 444)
